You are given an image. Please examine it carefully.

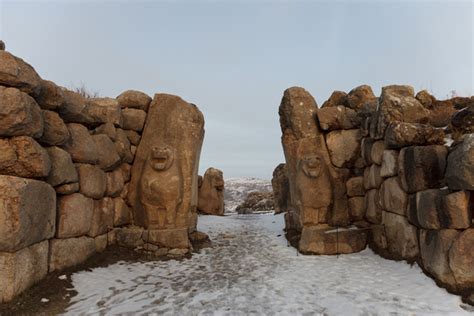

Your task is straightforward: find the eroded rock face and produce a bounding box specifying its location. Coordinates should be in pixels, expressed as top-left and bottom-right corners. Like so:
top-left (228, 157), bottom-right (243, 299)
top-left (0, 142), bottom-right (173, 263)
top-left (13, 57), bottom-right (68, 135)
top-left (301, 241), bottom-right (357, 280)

top-left (236, 191), bottom-right (274, 214)
top-left (116, 90), bottom-right (152, 111)
top-left (197, 167), bottom-right (224, 215)
top-left (299, 225), bottom-right (367, 255)
top-left (128, 93), bottom-right (204, 243)
top-left (0, 51), bottom-right (41, 95)
top-left (39, 110), bottom-right (70, 146)
top-left (271, 163), bottom-right (290, 214)
top-left (445, 134), bottom-right (474, 190)
top-left (61, 123), bottom-right (99, 164)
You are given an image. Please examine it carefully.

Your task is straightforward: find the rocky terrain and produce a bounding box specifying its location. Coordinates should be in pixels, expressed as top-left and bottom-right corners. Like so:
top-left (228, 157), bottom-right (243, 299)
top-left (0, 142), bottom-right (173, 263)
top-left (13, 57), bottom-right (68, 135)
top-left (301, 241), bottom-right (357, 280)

top-left (223, 177), bottom-right (272, 213)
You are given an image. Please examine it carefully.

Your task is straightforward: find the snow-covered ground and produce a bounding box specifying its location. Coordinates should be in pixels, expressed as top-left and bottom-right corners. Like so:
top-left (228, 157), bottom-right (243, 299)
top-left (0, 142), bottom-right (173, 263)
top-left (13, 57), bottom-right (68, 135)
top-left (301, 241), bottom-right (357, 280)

top-left (65, 214), bottom-right (470, 315)
top-left (224, 177), bottom-right (272, 212)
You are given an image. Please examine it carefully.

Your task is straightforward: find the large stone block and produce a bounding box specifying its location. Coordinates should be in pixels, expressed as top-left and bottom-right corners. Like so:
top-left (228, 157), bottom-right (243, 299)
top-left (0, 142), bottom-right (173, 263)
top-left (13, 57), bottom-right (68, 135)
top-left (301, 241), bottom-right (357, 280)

top-left (363, 164), bottom-right (382, 190)
top-left (0, 176), bottom-right (56, 252)
top-left (46, 146), bottom-right (78, 187)
top-left (0, 241), bottom-right (48, 303)
top-left (93, 122), bottom-right (116, 141)
top-left (61, 123), bottom-right (99, 164)
top-left (451, 106), bottom-right (474, 141)
top-left (92, 134), bottom-right (121, 171)
top-left (122, 108), bottom-right (147, 132)
top-left (116, 90), bottom-right (151, 111)
top-left (85, 97), bottom-right (122, 127)
top-left (346, 176), bottom-right (365, 197)
top-left (380, 150), bottom-right (398, 178)
top-left (321, 90), bottom-right (348, 108)
top-left (348, 197), bottom-right (365, 221)
top-left (382, 211), bottom-right (419, 261)
top-left (361, 137), bottom-right (374, 165)
top-left (124, 129), bottom-right (141, 145)
top-left (365, 189), bottom-right (382, 224)
top-left (115, 227), bottom-right (144, 248)
top-left (384, 121), bottom-right (444, 149)
top-left (379, 177), bottom-right (407, 216)
top-left (443, 191), bottom-right (472, 229)
top-left (0, 51), bottom-right (41, 95)
top-left (59, 90), bottom-right (95, 125)
top-left (0, 86), bottom-right (43, 138)
top-left (317, 106), bottom-right (360, 131)
top-left (446, 134), bottom-right (474, 190)
top-left (0, 136), bottom-right (51, 178)
top-left (35, 80), bottom-right (65, 110)
top-left (49, 237), bottom-right (96, 272)
top-left (271, 163), bottom-right (290, 214)
top-left (398, 145), bottom-right (447, 193)
top-left (142, 228), bottom-right (190, 249)
top-left (346, 85), bottom-right (377, 110)
top-left (416, 189), bottom-right (446, 229)
top-left (114, 128), bottom-right (133, 164)
top-left (449, 229), bottom-right (474, 289)
top-left (88, 197), bottom-right (114, 237)
top-left (105, 168), bottom-right (125, 197)
top-left (299, 225), bottom-right (367, 255)
top-left (55, 182), bottom-right (79, 195)
top-left (326, 129), bottom-right (362, 168)
top-left (56, 193), bottom-right (94, 238)
top-left (113, 197), bottom-right (131, 227)
top-left (39, 110), bottom-right (70, 146)
top-left (370, 140), bottom-right (385, 165)
top-left (198, 167), bottom-right (225, 216)
top-left (76, 163), bottom-right (107, 199)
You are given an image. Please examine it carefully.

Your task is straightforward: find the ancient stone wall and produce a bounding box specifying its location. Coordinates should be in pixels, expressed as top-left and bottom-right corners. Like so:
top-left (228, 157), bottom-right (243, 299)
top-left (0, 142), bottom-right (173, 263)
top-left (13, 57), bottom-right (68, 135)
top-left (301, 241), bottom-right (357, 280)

top-left (0, 46), bottom-right (205, 302)
top-left (277, 84), bottom-right (474, 303)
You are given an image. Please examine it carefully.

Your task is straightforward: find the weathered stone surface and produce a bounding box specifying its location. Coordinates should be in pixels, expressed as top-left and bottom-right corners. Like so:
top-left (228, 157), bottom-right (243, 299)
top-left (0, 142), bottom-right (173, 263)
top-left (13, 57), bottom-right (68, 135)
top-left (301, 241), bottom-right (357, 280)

top-left (115, 227), bottom-right (144, 248)
top-left (346, 176), bottom-right (364, 197)
top-left (317, 106), bottom-right (360, 130)
top-left (415, 90), bottom-right (435, 108)
top-left (0, 40), bottom-right (4, 51)
top-left (105, 169), bottom-right (125, 197)
top-left (94, 234), bottom-right (108, 252)
top-left (361, 138), bottom-right (374, 165)
top-left (236, 191), bottom-right (274, 214)
top-left (113, 197), bottom-right (131, 227)
top-left (128, 93), bottom-right (204, 236)
top-left (364, 164), bottom-right (383, 190)
top-left (61, 123), bottom-right (99, 164)
top-left (419, 229), bottom-right (459, 286)
top-left (85, 97), bottom-right (122, 127)
top-left (89, 197), bottom-right (114, 237)
top-left (39, 110), bottom-right (70, 146)
top-left (370, 140), bottom-right (385, 165)
top-left (271, 163), bottom-right (290, 214)
top-left (375, 85), bottom-right (430, 139)
top-left (321, 90), bottom-right (347, 108)
top-left (122, 108), bottom-right (146, 132)
top-left (0, 241), bottom-right (48, 303)
top-left (348, 197), bottom-right (365, 221)
top-left (0, 136), bottom-right (51, 178)
top-left (114, 128), bottom-right (133, 164)
top-left (443, 191), bottom-right (472, 229)
top-left (0, 51), bottom-right (41, 95)
top-left (0, 86), bottom-right (43, 137)
top-left (299, 225), bottom-right (367, 255)
top-left (35, 80), bottom-right (64, 110)
top-left (119, 163), bottom-right (132, 182)
top-left (0, 176), bottom-right (56, 252)
top-left (382, 211), bottom-right (419, 261)
top-left (380, 150), bottom-right (398, 178)
top-left (379, 177), bottom-right (407, 216)
top-left (278, 87), bottom-right (349, 229)
top-left (49, 237), bottom-right (96, 272)
top-left (398, 145), bottom-right (447, 193)
top-left (365, 189), bottom-right (382, 224)
top-left (451, 106), bottom-right (474, 141)
top-left (416, 189), bottom-right (446, 229)
top-left (55, 182), bottom-right (79, 195)
top-left (197, 167), bottom-right (224, 216)
top-left (346, 85), bottom-right (377, 110)
top-left (116, 90), bottom-right (152, 111)
top-left (445, 134), bottom-right (474, 190)
top-left (46, 146), bottom-right (78, 187)
top-left (326, 129), bottom-right (362, 168)
top-left (449, 229), bottom-right (474, 289)
top-left (56, 193), bottom-right (94, 238)
top-left (59, 90), bottom-right (94, 125)
top-left (384, 122), bottom-right (444, 149)
top-left (406, 194), bottom-right (420, 227)
top-left (93, 122), bottom-right (116, 141)
top-left (143, 228), bottom-right (190, 249)
top-left (76, 163), bottom-right (107, 199)
top-left (124, 129), bottom-right (141, 145)
top-left (92, 134), bottom-right (121, 171)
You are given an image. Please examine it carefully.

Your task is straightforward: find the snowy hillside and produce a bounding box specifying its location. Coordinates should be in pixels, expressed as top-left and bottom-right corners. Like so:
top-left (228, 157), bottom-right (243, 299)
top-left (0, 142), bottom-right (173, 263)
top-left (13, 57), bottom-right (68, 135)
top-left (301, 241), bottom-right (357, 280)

top-left (224, 177), bottom-right (272, 213)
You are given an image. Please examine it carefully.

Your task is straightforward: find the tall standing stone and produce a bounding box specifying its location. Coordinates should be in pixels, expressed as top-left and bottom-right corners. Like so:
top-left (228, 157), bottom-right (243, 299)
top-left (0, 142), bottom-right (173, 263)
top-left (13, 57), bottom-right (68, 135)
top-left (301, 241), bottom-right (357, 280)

top-left (197, 167), bottom-right (224, 216)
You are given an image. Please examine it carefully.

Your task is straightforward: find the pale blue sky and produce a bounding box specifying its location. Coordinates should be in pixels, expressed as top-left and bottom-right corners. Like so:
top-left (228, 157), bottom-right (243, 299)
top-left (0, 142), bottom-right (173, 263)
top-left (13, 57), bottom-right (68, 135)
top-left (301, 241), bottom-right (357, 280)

top-left (1, 0), bottom-right (472, 179)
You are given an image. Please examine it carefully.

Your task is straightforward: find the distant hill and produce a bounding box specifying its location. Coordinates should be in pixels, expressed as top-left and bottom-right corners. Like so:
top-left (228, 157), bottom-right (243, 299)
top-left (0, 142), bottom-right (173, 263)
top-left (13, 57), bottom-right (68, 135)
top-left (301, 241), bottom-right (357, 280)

top-left (224, 177), bottom-right (272, 213)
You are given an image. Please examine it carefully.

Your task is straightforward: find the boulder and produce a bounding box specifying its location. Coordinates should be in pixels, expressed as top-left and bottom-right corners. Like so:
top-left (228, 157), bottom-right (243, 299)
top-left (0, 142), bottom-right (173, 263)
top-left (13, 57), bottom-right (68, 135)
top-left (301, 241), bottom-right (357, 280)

top-left (361, 138), bottom-right (374, 165)
top-left (93, 122), bottom-right (116, 141)
top-left (443, 191), bottom-right (472, 229)
top-left (46, 146), bottom-right (78, 187)
top-left (0, 40), bottom-right (4, 51)
top-left (88, 197), bottom-right (114, 237)
top-left (0, 241), bottom-right (48, 303)
top-left (321, 90), bottom-right (348, 108)
top-left (370, 140), bottom-right (385, 165)
top-left (85, 97), bottom-right (122, 127)
top-left (124, 129), bottom-right (141, 145)
top-left (348, 197), bottom-right (365, 221)
top-left (115, 227), bottom-right (144, 248)
top-left (346, 85), bottom-right (377, 110)
top-left (380, 150), bottom-right (398, 178)
top-left (451, 106), bottom-right (474, 141)
top-left (76, 163), bottom-right (107, 199)
top-left (122, 108), bottom-right (146, 132)
top-left (92, 134), bottom-right (121, 171)
top-left (236, 191), bottom-right (274, 214)
top-left (116, 90), bottom-right (152, 111)
top-left (398, 145), bottom-right (448, 193)
top-left (118, 163), bottom-right (132, 182)
top-left (445, 134), bottom-right (474, 190)
top-left (375, 85), bottom-right (430, 138)
top-left (0, 136), bottom-right (51, 178)
top-left (406, 194), bottom-right (420, 227)
top-left (0, 51), bottom-right (41, 95)
top-left (0, 176), bottom-right (56, 252)
top-left (143, 228), bottom-right (190, 249)
top-left (105, 168), bottom-right (125, 197)
top-left (364, 164), bottom-right (383, 190)
top-left (35, 80), bottom-right (65, 110)
top-left (415, 90), bottom-right (435, 108)
top-left (382, 211), bottom-right (419, 261)
top-left (39, 110), bottom-right (70, 146)
top-left (197, 167), bottom-right (225, 215)
top-left (271, 163), bottom-right (290, 214)
top-left (49, 237), bottom-right (96, 272)
top-left (449, 229), bottom-right (474, 289)
top-left (114, 128), bottom-right (133, 163)
top-left (415, 189), bottom-right (446, 229)
top-left (317, 106), bottom-right (360, 130)
top-left (365, 189), bottom-right (382, 224)
top-left (346, 176), bottom-right (364, 197)
top-left (55, 182), bottom-right (79, 195)
top-left (94, 234), bottom-right (108, 253)
top-left (58, 90), bottom-right (93, 125)
top-left (113, 197), bottom-right (131, 227)
top-left (384, 122), bottom-right (444, 149)
top-left (299, 225), bottom-right (367, 255)
top-left (61, 123), bottom-right (99, 164)
top-left (56, 193), bottom-right (94, 238)
top-left (379, 177), bottom-right (407, 216)
top-left (326, 129), bottom-right (362, 168)
top-left (0, 86), bottom-right (43, 138)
